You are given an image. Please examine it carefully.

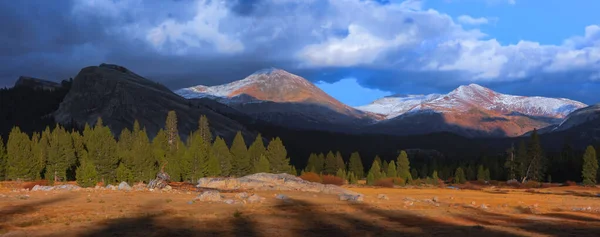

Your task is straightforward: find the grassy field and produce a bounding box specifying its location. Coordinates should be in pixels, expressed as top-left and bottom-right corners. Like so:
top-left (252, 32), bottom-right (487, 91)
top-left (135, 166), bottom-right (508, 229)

top-left (1, 182), bottom-right (599, 237)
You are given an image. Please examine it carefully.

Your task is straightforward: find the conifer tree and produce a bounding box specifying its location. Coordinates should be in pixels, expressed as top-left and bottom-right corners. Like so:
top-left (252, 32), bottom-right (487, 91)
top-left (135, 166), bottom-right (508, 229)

top-left (32, 130), bottom-right (48, 180)
top-left (465, 165), bottom-right (475, 181)
top-left (287, 165), bottom-right (297, 176)
top-left (166, 111), bottom-right (179, 147)
top-left (382, 160), bottom-right (389, 176)
top-left (230, 131), bottom-right (250, 176)
top-left (410, 168), bottom-right (418, 181)
top-left (387, 160), bottom-right (397, 178)
top-left (420, 164), bottom-right (429, 179)
top-left (117, 128), bottom-right (133, 168)
top-left (516, 140), bottom-right (528, 180)
top-left (206, 150), bottom-right (222, 177)
top-left (45, 125), bottom-right (76, 183)
top-left (84, 118), bottom-right (119, 183)
top-left (265, 137), bottom-right (290, 173)
top-left (182, 131), bottom-right (208, 182)
top-left (315, 153), bottom-right (325, 174)
top-left (336, 168), bottom-right (347, 180)
top-left (76, 158), bottom-right (98, 188)
top-left (374, 156), bottom-right (382, 169)
top-left (484, 168), bottom-right (491, 181)
top-left (152, 129), bottom-right (169, 174)
top-left (432, 170), bottom-right (439, 182)
top-left (368, 160), bottom-right (383, 181)
top-left (305, 153), bottom-right (318, 173)
top-left (347, 172), bottom-right (358, 184)
top-left (0, 137), bottom-right (6, 180)
top-left (348, 152), bottom-right (364, 178)
top-left (163, 112), bottom-right (185, 181)
top-left (504, 144), bottom-right (518, 180)
top-left (248, 134), bottom-right (266, 168)
top-left (366, 172), bottom-right (375, 185)
top-left (335, 151), bottom-right (345, 173)
top-left (324, 151), bottom-right (337, 175)
top-left (582, 146), bottom-right (598, 186)
top-left (198, 115), bottom-right (212, 144)
top-left (212, 136), bottom-right (232, 176)
top-left (524, 129), bottom-right (546, 182)
top-left (396, 150), bottom-right (412, 181)
top-left (131, 125), bottom-right (155, 182)
top-left (116, 162), bottom-right (133, 183)
top-left (255, 155), bottom-right (270, 173)
top-left (477, 165), bottom-right (485, 181)
top-left (454, 167), bottom-right (466, 184)
top-left (6, 127), bottom-right (36, 180)
top-left (71, 130), bottom-right (87, 166)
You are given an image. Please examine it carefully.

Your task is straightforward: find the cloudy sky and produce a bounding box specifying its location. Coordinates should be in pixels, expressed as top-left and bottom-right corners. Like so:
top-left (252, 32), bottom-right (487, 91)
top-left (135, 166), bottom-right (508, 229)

top-left (1, 0), bottom-right (599, 106)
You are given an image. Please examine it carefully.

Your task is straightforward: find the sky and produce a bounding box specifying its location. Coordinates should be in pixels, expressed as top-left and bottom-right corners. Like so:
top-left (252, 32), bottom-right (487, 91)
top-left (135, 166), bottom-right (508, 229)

top-left (1, 0), bottom-right (599, 107)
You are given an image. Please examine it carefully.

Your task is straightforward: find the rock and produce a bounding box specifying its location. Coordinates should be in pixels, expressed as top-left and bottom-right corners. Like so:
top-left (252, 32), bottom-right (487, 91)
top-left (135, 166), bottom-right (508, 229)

top-left (246, 194), bottom-right (265, 204)
top-left (275, 194), bottom-right (288, 200)
top-left (377, 194), bottom-right (389, 200)
top-left (433, 196), bottom-right (439, 203)
top-left (133, 183), bottom-right (147, 191)
top-left (223, 199), bottom-right (236, 205)
top-left (471, 201), bottom-right (476, 206)
top-left (196, 191), bottom-right (223, 202)
top-left (403, 197), bottom-right (416, 202)
top-left (32, 184), bottom-right (80, 191)
top-left (106, 184), bottom-right (117, 191)
top-left (187, 201), bottom-right (194, 205)
top-left (480, 204), bottom-right (488, 209)
top-left (197, 173), bottom-right (361, 196)
top-left (118, 182), bottom-right (132, 191)
top-left (235, 192), bottom-right (249, 199)
top-left (163, 185), bottom-right (172, 191)
top-left (339, 194), bottom-right (364, 202)
top-left (403, 201), bottom-right (414, 206)
top-left (31, 185), bottom-right (54, 191)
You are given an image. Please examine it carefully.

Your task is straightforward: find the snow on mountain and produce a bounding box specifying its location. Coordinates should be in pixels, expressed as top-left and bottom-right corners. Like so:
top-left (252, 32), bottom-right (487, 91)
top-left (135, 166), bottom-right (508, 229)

top-left (357, 84), bottom-right (587, 119)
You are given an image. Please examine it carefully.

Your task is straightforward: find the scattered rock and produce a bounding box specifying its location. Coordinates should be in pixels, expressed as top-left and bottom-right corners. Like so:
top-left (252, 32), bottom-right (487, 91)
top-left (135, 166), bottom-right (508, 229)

top-left (148, 167), bottom-right (171, 190)
top-left (118, 182), bottom-right (132, 191)
top-left (106, 184), bottom-right (117, 191)
top-left (572, 206), bottom-right (593, 212)
top-left (480, 204), bottom-right (488, 209)
top-left (187, 201), bottom-right (194, 205)
top-left (16, 195), bottom-right (30, 200)
top-left (236, 192), bottom-right (249, 199)
top-left (31, 185), bottom-right (54, 191)
top-left (163, 185), bottom-right (172, 191)
top-left (377, 194), bottom-right (389, 200)
top-left (339, 194), bottom-right (364, 202)
top-left (133, 183), bottom-right (147, 191)
top-left (275, 194), bottom-right (289, 200)
top-left (223, 199), bottom-right (236, 205)
top-left (32, 184), bottom-right (80, 191)
top-left (432, 196), bottom-right (439, 203)
top-left (195, 191), bottom-right (223, 202)
top-left (447, 186), bottom-right (459, 190)
top-left (246, 194), bottom-right (265, 204)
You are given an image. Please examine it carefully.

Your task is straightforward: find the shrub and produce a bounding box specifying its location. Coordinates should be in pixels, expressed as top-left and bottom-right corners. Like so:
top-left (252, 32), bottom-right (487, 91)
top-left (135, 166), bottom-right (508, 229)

top-left (523, 181), bottom-right (541, 188)
top-left (392, 177), bottom-right (405, 186)
top-left (321, 175), bottom-right (345, 186)
top-left (461, 182), bottom-right (482, 191)
top-left (374, 178), bottom-right (394, 188)
top-left (410, 178), bottom-right (426, 186)
top-left (565, 180), bottom-right (577, 186)
top-left (299, 172), bottom-right (321, 183)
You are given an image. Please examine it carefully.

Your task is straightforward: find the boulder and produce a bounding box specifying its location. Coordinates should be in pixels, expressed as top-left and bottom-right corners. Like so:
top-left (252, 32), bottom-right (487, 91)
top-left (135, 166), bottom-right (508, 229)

top-left (118, 182), bottom-right (132, 191)
top-left (106, 184), bottom-right (117, 191)
top-left (235, 192), bottom-right (249, 199)
top-left (339, 194), bottom-right (364, 202)
top-left (195, 191), bottom-right (223, 202)
top-left (246, 194), bottom-right (265, 204)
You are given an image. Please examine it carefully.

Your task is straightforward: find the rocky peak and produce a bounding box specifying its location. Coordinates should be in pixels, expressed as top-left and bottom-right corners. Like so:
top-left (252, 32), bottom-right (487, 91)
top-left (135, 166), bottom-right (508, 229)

top-left (14, 76), bottom-right (61, 91)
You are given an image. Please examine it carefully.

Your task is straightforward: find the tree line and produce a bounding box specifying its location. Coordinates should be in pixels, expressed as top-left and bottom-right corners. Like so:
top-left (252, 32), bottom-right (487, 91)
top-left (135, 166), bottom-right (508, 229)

top-left (0, 111), bottom-right (295, 187)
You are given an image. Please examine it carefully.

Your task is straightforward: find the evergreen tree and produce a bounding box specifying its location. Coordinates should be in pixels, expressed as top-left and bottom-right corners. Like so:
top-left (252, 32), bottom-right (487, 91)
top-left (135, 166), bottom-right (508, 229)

top-left (324, 151), bottom-right (337, 175)
top-left (516, 140), bottom-right (528, 180)
top-left (347, 172), bottom-right (358, 184)
top-left (305, 153), bottom-right (318, 173)
top-left (130, 125), bottom-right (155, 182)
top-left (504, 144), bottom-right (518, 180)
top-left (32, 130), bottom-right (48, 180)
top-left (182, 130), bottom-right (209, 182)
top-left (248, 134), bottom-right (266, 169)
top-left (396, 150), bottom-right (412, 181)
top-left (71, 130), bottom-right (87, 167)
top-left (45, 125), bottom-right (76, 183)
top-left (315, 153), bottom-right (325, 174)
top-left (484, 168), bottom-right (491, 181)
top-left (366, 172), bottom-right (375, 185)
top-left (336, 168), bottom-right (347, 180)
top-left (265, 137), bottom-right (290, 173)
top-left (0, 137), bottom-right (6, 180)
top-left (166, 111), bottom-right (179, 148)
top-left (524, 129), bottom-right (546, 182)
top-left (454, 167), bottom-right (466, 184)
top-left (116, 162), bottom-right (133, 183)
top-left (288, 165), bottom-right (297, 176)
top-left (582, 146), bottom-right (598, 186)
top-left (254, 154), bottom-right (270, 173)
top-left (335, 151), bottom-right (345, 172)
top-left (374, 156), bottom-right (382, 169)
top-left (84, 118), bottom-right (119, 183)
top-left (477, 165), bottom-right (485, 181)
top-left (76, 159), bottom-right (98, 188)
top-left (387, 160), bottom-right (397, 178)
top-left (6, 127), bottom-right (36, 180)
top-left (432, 170), bottom-right (439, 182)
top-left (368, 160), bottom-right (383, 181)
top-left (198, 115), bottom-right (212, 144)
top-left (420, 164), bottom-right (429, 179)
top-left (410, 168), bottom-right (418, 180)
top-left (382, 160), bottom-right (389, 176)
top-left (465, 165), bottom-right (475, 181)
top-left (117, 128), bottom-right (133, 168)
top-left (212, 136), bottom-right (232, 176)
top-left (347, 152), bottom-right (364, 178)
top-left (230, 131), bottom-right (250, 176)
top-left (205, 148), bottom-right (222, 177)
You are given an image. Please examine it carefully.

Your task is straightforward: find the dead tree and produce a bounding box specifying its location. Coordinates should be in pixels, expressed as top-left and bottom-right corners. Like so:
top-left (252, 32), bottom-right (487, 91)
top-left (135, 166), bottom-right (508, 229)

top-left (148, 161), bottom-right (171, 189)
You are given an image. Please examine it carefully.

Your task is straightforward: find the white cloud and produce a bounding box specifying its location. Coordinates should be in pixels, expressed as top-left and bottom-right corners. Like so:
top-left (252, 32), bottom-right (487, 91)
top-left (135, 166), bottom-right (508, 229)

top-left (457, 15), bottom-right (489, 25)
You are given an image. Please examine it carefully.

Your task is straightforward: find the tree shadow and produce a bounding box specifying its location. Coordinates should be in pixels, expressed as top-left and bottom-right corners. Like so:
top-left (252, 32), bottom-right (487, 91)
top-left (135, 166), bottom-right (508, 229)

top-left (0, 195), bottom-right (71, 223)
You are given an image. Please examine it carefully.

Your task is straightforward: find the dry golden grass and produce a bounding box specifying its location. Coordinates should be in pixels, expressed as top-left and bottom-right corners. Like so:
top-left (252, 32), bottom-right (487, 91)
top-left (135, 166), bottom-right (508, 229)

top-left (1, 182), bottom-right (599, 237)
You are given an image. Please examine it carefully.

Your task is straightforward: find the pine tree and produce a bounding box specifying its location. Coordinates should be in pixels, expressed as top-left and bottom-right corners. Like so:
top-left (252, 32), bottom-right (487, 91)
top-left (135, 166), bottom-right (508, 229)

top-left (6, 127), bottom-right (36, 180)
top-left (335, 151), bottom-right (345, 172)
top-left (504, 144), bottom-right (518, 180)
top-left (396, 150), bottom-right (412, 181)
top-left (166, 111), bottom-right (179, 148)
top-left (366, 172), bottom-right (375, 186)
top-left (265, 137), bottom-right (290, 173)
top-left (32, 130), bottom-right (48, 180)
top-left (205, 148), bottom-right (222, 177)
top-left (465, 165), bottom-right (475, 181)
top-left (230, 131), bottom-right (250, 176)
top-left (45, 125), bottom-right (76, 183)
top-left (432, 170), bottom-right (439, 182)
top-left (387, 160), bottom-right (397, 178)
top-left (368, 160), bottom-right (383, 181)
top-left (248, 134), bottom-right (266, 169)
top-left (419, 164), bottom-right (429, 179)
top-left (84, 118), bottom-right (119, 183)
top-left (454, 167), bottom-right (466, 184)
top-left (324, 151), bottom-right (337, 175)
top-left (130, 125), bottom-right (155, 183)
top-left (0, 136), bottom-right (6, 180)
top-left (347, 172), bottom-right (358, 184)
top-left (336, 168), bottom-right (347, 180)
top-left (255, 155), bottom-right (271, 173)
top-left (582, 146), bottom-right (598, 186)
top-left (348, 152), bottom-right (364, 178)
top-left (152, 129), bottom-right (169, 176)
top-left (410, 168), bottom-right (418, 181)
top-left (315, 153), bottom-right (325, 174)
top-left (287, 165), bottom-right (297, 176)
top-left (76, 159), bottom-right (98, 188)
top-left (477, 165), bottom-right (485, 181)
top-left (305, 153), bottom-right (318, 173)
top-left (116, 162), bottom-right (133, 183)
top-left (182, 130), bottom-right (208, 182)
top-left (198, 115), bottom-right (212, 144)
top-left (382, 160), bottom-right (389, 176)
top-left (374, 156), bottom-right (382, 169)
top-left (117, 128), bottom-right (133, 169)
top-left (212, 136), bottom-right (232, 176)
top-left (516, 140), bottom-right (528, 180)
top-left (484, 168), bottom-right (491, 181)
top-left (524, 129), bottom-right (546, 182)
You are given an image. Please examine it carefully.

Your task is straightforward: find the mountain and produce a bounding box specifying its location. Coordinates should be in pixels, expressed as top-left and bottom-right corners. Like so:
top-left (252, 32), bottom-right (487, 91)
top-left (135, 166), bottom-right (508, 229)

top-left (529, 104), bottom-right (600, 144)
top-left (359, 84), bottom-right (587, 137)
top-left (176, 68), bottom-right (378, 132)
top-left (54, 63), bottom-right (254, 140)
top-left (13, 76), bottom-right (62, 91)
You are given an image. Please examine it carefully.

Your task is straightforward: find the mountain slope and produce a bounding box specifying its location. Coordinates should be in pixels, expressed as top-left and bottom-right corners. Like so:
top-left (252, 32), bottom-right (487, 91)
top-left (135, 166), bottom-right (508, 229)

top-left (54, 63), bottom-right (253, 140)
top-left (176, 68), bottom-right (378, 131)
top-left (360, 84), bottom-right (587, 137)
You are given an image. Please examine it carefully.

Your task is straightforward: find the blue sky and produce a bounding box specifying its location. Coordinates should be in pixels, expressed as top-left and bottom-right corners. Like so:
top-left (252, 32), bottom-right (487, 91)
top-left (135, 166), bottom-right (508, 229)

top-left (1, 0), bottom-right (599, 107)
